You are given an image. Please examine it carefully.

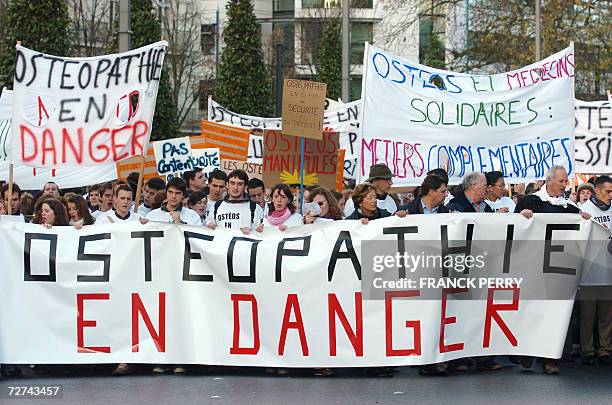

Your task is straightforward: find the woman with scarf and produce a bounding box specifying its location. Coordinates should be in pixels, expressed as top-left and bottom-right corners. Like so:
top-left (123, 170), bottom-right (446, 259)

top-left (67, 195), bottom-right (95, 229)
top-left (263, 184), bottom-right (302, 230)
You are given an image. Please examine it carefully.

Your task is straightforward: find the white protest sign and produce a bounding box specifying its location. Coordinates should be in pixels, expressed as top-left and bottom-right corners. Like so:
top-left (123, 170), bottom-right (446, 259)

top-left (574, 99), bottom-right (611, 174)
top-left (153, 136), bottom-right (192, 175)
top-left (0, 88), bottom-right (12, 161)
top-left (0, 214), bottom-right (608, 365)
top-left (360, 43), bottom-right (575, 186)
top-left (191, 147), bottom-right (220, 176)
top-left (248, 134), bottom-right (263, 164)
top-left (209, 97), bottom-right (362, 178)
top-left (11, 41), bottom-right (167, 168)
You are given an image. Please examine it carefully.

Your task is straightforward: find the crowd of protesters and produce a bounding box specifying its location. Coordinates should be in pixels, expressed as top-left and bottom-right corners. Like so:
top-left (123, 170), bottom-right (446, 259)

top-left (0, 163), bottom-right (610, 378)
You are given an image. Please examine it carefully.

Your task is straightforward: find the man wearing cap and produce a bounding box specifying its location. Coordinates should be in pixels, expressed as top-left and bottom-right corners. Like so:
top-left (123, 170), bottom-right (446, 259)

top-left (344, 163), bottom-right (397, 217)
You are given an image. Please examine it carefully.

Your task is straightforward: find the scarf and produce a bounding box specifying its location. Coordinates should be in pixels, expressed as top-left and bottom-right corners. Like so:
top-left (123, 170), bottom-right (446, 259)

top-left (534, 187), bottom-right (576, 209)
top-left (267, 207), bottom-right (292, 226)
top-left (589, 195), bottom-right (611, 211)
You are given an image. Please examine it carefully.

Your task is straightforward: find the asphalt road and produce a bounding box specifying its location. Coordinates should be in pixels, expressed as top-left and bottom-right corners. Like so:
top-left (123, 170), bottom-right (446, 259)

top-left (0, 359), bottom-right (610, 405)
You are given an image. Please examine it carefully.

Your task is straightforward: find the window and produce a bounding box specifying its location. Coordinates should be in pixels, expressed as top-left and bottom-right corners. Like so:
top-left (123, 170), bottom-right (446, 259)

top-left (275, 0), bottom-right (295, 11)
top-left (302, 0), bottom-right (325, 7)
top-left (300, 22), bottom-right (324, 65)
top-left (351, 0), bottom-right (373, 7)
top-left (201, 24), bottom-right (216, 56)
top-left (350, 76), bottom-right (362, 101)
top-left (351, 22), bottom-right (373, 64)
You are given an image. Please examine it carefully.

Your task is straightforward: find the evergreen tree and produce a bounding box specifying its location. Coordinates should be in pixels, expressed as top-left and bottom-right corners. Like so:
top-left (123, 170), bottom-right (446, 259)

top-left (129, 0), bottom-right (179, 141)
top-left (215, 0), bottom-right (273, 117)
top-left (316, 22), bottom-right (342, 100)
top-left (0, 0), bottom-right (72, 89)
top-left (423, 34), bottom-right (445, 70)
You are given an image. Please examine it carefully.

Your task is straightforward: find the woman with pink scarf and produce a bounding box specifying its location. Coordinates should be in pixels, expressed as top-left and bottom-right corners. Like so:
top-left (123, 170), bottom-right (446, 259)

top-left (263, 184), bottom-right (303, 231)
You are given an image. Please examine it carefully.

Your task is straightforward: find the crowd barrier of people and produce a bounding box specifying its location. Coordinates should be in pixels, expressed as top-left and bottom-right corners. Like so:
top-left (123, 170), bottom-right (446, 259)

top-left (1, 163), bottom-right (611, 378)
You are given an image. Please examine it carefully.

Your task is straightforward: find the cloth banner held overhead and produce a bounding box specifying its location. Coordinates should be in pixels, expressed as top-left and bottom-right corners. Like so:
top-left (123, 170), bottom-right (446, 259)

top-left (11, 41), bottom-right (167, 168)
top-left (208, 98), bottom-right (362, 179)
top-left (574, 99), bottom-right (611, 174)
top-left (0, 214), bottom-right (609, 366)
top-left (0, 88), bottom-right (12, 161)
top-left (360, 44), bottom-right (576, 186)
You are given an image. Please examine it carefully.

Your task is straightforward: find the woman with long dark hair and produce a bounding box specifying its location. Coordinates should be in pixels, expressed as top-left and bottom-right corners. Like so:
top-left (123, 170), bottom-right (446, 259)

top-left (31, 198), bottom-right (69, 228)
top-left (67, 195), bottom-right (95, 228)
top-left (303, 186), bottom-right (344, 224)
top-left (263, 184), bottom-right (302, 231)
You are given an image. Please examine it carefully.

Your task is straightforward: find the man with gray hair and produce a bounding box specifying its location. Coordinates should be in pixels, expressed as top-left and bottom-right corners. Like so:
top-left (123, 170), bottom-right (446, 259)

top-left (514, 165), bottom-right (590, 375)
top-left (515, 165), bottom-right (591, 218)
top-left (446, 172), bottom-right (493, 213)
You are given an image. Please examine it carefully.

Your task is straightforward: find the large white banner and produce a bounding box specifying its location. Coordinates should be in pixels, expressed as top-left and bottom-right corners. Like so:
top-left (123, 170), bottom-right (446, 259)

top-left (1, 214), bottom-right (608, 366)
top-left (0, 88), bottom-right (12, 161)
top-left (360, 44), bottom-right (575, 186)
top-left (208, 97), bottom-right (362, 179)
top-left (11, 41), bottom-right (167, 168)
top-left (575, 99), bottom-right (611, 174)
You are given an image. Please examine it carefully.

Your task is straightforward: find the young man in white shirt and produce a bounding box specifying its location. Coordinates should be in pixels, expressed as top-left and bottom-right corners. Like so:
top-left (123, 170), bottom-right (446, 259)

top-left (580, 175), bottom-right (612, 230)
top-left (91, 182), bottom-right (114, 220)
top-left (247, 177), bottom-right (269, 217)
top-left (344, 163), bottom-right (397, 217)
top-left (485, 171), bottom-right (516, 213)
top-left (146, 177), bottom-right (201, 225)
top-left (138, 177), bottom-right (165, 217)
top-left (205, 169), bottom-right (228, 220)
top-left (207, 169), bottom-right (264, 234)
top-left (96, 184), bottom-right (146, 224)
top-left (576, 175), bottom-right (612, 366)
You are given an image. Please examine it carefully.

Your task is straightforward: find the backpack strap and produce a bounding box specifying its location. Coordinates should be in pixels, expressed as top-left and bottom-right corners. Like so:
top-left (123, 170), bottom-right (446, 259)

top-left (213, 200), bottom-right (223, 222)
top-left (249, 200), bottom-right (257, 224)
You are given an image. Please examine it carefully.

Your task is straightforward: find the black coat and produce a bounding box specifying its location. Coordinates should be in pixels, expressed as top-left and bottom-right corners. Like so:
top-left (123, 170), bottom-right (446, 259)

top-left (346, 207), bottom-right (391, 220)
top-left (514, 194), bottom-right (580, 214)
top-left (445, 192), bottom-right (493, 213)
top-left (398, 196), bottom-right (450, 214)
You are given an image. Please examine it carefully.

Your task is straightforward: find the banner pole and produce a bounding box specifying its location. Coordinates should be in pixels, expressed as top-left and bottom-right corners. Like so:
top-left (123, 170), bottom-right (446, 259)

top-left (133, 155), bottom-right (145, 213)
top-left (7, 40), bottom-right (21, 216)
top-left (299, 137), bottom-right (305, 210)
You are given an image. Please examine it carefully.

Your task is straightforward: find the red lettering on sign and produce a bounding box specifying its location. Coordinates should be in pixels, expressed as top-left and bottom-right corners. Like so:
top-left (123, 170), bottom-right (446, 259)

top-left (328, 292), bottom-right (363, 357)
top-left (483, 287), bottom-right (519, 348)
top-left (77, 293), bottom-right (111, 354)
top-left (131, 292), bottom-right (166, 353)
top-left (230, 294), bottom-right (260, 355)
top-left (439, 288), bottom-right (467, 353)
top-left (385, 290), bottom-right (421, 356)
top-left (278, 294), bottom-right (309, 356)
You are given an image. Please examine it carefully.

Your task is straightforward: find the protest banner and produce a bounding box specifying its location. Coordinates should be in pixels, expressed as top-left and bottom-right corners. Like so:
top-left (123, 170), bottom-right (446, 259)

top-left (0, 88), bottom-right (12, 161)
top-left (116, 145), bottom-right (158, 182)
top-left (574, 99), bottom-right (611, 174)
top-left (282, 79), bottom-right (326, 139)
top-left (263, 130), bottom-right (339, 189)
top-left (191, 148), bottom-right (220, 177)
top-left (10, 41), bottom-right (167, 168)
top-left (153, 136), bottom-right (192, 175)
top-left (200, 120), bottom-right (250, 161)
top-left (248, 133), bottom-right (263, 164)
top-left (221, 159), bottom-right (262, 180)
top-left (208, 98), bottom-right (361, 178)
top-left (359, 44), bottom-right (576, 186)
top-left (0, 214), bottom-right (608, 365)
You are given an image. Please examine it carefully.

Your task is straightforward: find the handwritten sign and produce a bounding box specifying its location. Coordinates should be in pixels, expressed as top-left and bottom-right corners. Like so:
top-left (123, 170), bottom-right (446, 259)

top-left (248, 133), bottom-right (263, 164)
top-left (153, 136), bottom-right (193, 175)
top-left (360, 44), bottom-right (575, 186)
top-left (221, 159), bottom-right (262, 180)
top-left (10, 41), bottom-right (167, 168)
top-left (191, 148), bottom-right (220, 176)
top-left (575, 99), bottom-right (611, 174)
top-left (282, 79), bottom-right (326, 140)
top-left (263, 129), bottom-right (338, 189)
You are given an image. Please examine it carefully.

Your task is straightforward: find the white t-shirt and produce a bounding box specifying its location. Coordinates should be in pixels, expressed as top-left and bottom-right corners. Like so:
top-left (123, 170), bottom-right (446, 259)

top-left (210, 200), bottom-right (264, 230)
top-left (138, 204), bottom-right (152, 217)
top-left (263, 212), bottom-right (303, 228)
top-left (146, 206), bottom-right (201, 226)
top-left (95, 210), bottom-right (143, 225)
top-left (485, 196), bottom-right (516, 213)
top-left (344, 194), bottom-right (397, 217)
top-left (91, 209), bottom-right (110, 220)
top-left (204, 199), bottom-right (221, 223)
top-left (580, 200), bottom-right (612, 231)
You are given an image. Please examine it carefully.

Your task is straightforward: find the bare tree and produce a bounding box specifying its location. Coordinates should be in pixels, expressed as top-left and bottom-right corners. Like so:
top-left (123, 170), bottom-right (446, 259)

top-left (69, 0), bottom-right (114, 56)
top-left (162, 0), bottom-right (210, 128)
